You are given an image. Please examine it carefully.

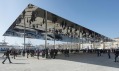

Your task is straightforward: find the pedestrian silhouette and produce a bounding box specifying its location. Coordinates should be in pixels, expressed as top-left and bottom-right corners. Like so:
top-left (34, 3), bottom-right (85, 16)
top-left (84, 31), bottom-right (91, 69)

top-left (114, 49), bottom-right (119, 62)
top-left (107, 49), bottom-right (111, 59)
top-left (2, 49), bottom-right (12, 64)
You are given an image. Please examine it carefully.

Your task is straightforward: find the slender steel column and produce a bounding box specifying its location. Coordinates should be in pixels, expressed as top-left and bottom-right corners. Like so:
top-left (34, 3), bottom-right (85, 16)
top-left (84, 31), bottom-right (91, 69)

top-left (81, 33), bottom-right (83, 49)
top-left (24, 17), bottom-right (26, 50)
top-left (54, 24), bottom-right (56, 49)
top-left (78, 30), bottom-right (81, 50)
top-left (45, 11), bottom-right (47, 49)
top-left (71, 36), bottom-right (73, 49)
top-left (93, 34), bottom-right (95, 49)
top-left (103, 40), bottom-right (105, 49)
top-left (67, 42), bottom-right (68, 49)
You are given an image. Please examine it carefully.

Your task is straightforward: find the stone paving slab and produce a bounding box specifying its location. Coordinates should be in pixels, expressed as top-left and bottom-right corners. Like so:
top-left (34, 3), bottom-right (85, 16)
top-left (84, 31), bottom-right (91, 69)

top-left (0, 53), bottom-right (119, 71)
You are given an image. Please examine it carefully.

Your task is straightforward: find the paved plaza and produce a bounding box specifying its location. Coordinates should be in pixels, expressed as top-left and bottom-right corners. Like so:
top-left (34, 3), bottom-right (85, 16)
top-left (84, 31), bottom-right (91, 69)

top-left (0, 53), bottom-right (119, 71)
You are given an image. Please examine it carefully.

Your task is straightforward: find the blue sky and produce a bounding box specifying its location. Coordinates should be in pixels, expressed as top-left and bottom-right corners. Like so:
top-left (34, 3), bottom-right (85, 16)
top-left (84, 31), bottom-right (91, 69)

top-left (0, 0), bottom-right (119, 45)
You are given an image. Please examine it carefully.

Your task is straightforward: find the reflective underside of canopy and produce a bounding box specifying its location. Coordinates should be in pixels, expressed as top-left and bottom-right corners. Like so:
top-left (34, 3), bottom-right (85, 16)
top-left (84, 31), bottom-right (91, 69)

top-left (3, 4), bottom-right (112, 43)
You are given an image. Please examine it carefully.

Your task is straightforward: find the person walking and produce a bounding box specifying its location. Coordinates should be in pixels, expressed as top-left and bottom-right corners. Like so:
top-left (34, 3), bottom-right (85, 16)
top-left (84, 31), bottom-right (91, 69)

top-left (22, 49), bottom-right (25, 57)
top-left (37, 49), bottom-right (40, 59)
top-left (114, 49), bottom-right (119, 62)
top-left (13, 49), bottom-right (17, 59)
top-left (26, 49), bottom-right (30, 58)
top-left (2, 49), bottom-right (12, 64)
top-left (107, 49), bottom-right (111, 59)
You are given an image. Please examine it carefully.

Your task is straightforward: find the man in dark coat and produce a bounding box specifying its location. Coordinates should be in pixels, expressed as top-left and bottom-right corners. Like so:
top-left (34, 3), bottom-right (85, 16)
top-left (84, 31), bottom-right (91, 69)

top-left (37, 49), bottom-right (40, 59)
top-left (26, 49), bottom-right (30, 58)
top-left (114, 49), bottom-right (119, 62)
top-left (107, 49), bottom-right (111, 59)
top-left (2, 49), bottom-right (12, 64)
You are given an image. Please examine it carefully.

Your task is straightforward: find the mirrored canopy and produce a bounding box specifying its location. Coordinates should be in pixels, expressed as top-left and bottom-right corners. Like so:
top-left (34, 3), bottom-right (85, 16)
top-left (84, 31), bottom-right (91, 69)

top-left (3, 4), bottom-right (113, 43)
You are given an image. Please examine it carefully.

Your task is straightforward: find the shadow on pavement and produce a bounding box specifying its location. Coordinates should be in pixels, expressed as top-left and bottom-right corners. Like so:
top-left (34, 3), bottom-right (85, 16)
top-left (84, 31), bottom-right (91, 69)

top-left (56, 53), bottom-right (119, 68)
top-left (11, 63), bottom-right (29, 64)
top-left (15, 59), bottom-right (27, 60)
